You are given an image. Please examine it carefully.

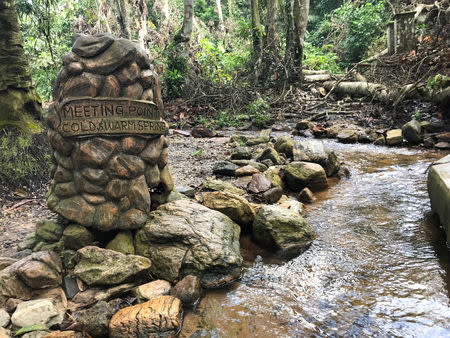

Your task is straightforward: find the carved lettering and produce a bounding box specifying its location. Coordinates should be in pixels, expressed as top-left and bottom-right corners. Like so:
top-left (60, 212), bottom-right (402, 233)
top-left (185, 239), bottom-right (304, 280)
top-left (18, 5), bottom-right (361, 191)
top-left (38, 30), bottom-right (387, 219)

top-left (58, 98), bottom-right (165, 137)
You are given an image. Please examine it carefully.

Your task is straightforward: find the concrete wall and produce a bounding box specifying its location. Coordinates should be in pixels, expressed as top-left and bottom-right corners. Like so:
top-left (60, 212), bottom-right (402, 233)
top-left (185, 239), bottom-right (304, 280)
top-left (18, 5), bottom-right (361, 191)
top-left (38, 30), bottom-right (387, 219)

top-left (428, 154), bottom-right (450, 243)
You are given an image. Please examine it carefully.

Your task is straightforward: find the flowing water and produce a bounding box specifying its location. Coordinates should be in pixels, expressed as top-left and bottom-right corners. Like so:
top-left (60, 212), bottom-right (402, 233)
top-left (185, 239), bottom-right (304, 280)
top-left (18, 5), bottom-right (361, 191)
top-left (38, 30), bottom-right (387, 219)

top-left (182, 140), bottom-right (450, 338)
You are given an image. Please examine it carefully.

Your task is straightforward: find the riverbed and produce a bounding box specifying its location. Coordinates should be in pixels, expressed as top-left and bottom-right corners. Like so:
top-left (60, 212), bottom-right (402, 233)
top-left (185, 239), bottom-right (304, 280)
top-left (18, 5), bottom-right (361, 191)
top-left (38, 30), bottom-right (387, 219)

top-left (182, 139), bottom-right (450, 337)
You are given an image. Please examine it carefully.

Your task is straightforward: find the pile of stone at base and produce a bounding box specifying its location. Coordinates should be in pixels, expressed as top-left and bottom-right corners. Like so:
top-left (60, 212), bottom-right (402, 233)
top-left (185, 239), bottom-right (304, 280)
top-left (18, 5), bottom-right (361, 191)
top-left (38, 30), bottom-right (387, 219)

top-left (1, 199), bottom-right (243, 337)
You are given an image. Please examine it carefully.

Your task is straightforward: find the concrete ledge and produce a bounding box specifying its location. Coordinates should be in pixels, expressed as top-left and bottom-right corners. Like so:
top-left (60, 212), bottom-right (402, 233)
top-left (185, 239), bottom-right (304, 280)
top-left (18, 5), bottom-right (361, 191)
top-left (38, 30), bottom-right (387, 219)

top-left (428, 154), bottom-right (450, 243)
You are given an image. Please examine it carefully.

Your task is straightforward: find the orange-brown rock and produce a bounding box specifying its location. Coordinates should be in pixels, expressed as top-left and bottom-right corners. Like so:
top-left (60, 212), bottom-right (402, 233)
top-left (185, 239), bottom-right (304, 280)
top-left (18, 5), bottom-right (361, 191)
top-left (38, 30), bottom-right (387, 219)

top-left (44, 330), bottom-right (82, 337)
top-left (109, 296), bottom-right (182, 338)
top-left (122, 136), bottom-right (147, 154)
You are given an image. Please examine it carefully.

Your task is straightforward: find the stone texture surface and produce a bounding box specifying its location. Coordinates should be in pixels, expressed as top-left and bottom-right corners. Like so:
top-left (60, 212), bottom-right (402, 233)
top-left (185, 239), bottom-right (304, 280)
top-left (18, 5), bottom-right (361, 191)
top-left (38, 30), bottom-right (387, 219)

top-left (62, 224), bottom-right (94, 250)
top-left (284, 161), bottom-right (328, 192)
top-left (0, 309), bottom-right (9, 328)
top-left (134, 280), bottom-right (171, 302)
top-left (428, 154), bottom-right (450, 244)
top-left (253, 205), bottom-right (317, 257)
top-left (274, 136), bottom-right (294, 158)
top-left (402, 119), bottom-right (422, 145)
top-left (47, 34), bottom-right (172, 232)
top-left (135, 200), bottom-right (242, 287)
top-left (386, 129), bottom-right (403, 146)
top-left (74, 246), bottom-right (151, 285)
top-left (203, 179), bottom-right (245, 195)
top-left (235, 165), bottom-right (259, 177)
top-left (74, 300), bottom-right (116, 338)
top-left (293, 140), bottom-right (340, 177)
top-left (257, 147), bottom-right (282, 165)
top-left (109, 296), bottom-right (182, 338)
top-left (14, 251), bottom-right (62, 289)
top-left (170, 275), bottom-right (202, 306)
top-left (11, 299), bottom-right (64, 328)
top-left (35, 220), bottom-right (64, 243)
top-left (247, 173), bottom-right (272, 193)
top-left (105, 231), bottom-right (135, 255)
top-left (202, 191), bottom-right (256, 228)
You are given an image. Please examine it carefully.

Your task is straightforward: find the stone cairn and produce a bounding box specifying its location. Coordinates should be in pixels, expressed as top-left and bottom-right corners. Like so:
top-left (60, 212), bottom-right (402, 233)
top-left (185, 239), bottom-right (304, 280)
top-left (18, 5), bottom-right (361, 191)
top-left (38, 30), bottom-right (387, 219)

top-left (45, 33), bottom-right (173, 231)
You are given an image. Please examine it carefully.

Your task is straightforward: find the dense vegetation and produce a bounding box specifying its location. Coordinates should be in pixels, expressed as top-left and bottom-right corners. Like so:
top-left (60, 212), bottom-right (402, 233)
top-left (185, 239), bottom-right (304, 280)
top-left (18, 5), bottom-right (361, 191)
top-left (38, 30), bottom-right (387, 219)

top-left (3, 0), bottom-right (449, 189)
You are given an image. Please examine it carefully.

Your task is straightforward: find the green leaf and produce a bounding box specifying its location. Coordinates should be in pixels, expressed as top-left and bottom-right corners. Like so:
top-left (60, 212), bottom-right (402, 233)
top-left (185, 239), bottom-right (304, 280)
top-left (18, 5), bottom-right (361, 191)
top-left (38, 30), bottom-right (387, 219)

top-left (15, 324), bottom-right (48, 336)
top-left (192, 149), bottom-right (204, 156)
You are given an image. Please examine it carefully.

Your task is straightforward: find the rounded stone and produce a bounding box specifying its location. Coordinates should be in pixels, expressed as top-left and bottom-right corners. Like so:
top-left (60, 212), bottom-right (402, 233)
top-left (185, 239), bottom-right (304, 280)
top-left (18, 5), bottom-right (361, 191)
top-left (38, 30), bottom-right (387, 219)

top-left (140, 137), bottom-right (165, 164)
top-left (121, 136), bottom-right (147, 154)
top-left (95, 202), bottom-right (120, 231)
top-left (121, 82), bottom-right (143, 99)
top-left (67, 62), bottom-right (84, 76)
top-left (53, 196), bottom-right (96, 226)
top-left (73, 138), bottom-right (119, 167)
top-left (35, 220), bottom-right (64, 243)
top-left (72, 33), bottom-right (115, 58)
top-left (139, 69), bottom-right (156, 89)
top-left (80, 167), bottom-right (109, 186)
top-left (128, 175), bottom-right (151, 212)
top-left (100, 75), bottom-right (120, 97)
top-left (144, 164), bottom-right (160, 189)
top-left (116, 61), bottom-right (140, 85)
top-left (118, 209), bottom-right (147, 229)
top-left (47, 129), bottom-right (73, 156)
top-left (105, 231), bottom-right (135, 255)
top-left (107, 154), bottom-right (145, 179)
top-left (62, 224), bottom-right (94, 250)
top-left (54, 182), bottom-right (77, 198)
top-left (105, 179), bottom-right (129, 200)
top-left (61, 72), bottom-right (104, 98)
top-left (53, 166), bottom-right (73, 183)
top-left (158, 148), bottom-right (168, 169)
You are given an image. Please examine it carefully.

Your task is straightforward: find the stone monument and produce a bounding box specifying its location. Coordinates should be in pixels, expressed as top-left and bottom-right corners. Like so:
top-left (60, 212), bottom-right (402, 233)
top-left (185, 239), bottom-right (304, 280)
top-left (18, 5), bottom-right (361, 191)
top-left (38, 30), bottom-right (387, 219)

top-left (45, 34), bottom-right (173, 231)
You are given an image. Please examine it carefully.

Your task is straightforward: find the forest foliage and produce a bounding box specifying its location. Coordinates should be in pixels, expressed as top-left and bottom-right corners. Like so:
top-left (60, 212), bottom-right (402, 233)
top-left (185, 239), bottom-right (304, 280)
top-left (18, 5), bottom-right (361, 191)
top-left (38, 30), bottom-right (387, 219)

top-left (15, 0), bottom-right (390, 103)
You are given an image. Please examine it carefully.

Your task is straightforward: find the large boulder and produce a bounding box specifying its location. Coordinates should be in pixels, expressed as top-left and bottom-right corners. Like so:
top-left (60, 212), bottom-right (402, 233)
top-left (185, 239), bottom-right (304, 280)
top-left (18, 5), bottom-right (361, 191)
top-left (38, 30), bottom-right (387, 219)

top-left (135, 200), bottom-right (242, 287)
top-left (257, 147), bottom-right (282, 165)
top-left (109, 296), bottom-right (182, 338)
top-left (74, 246), bottom-right (151, 286)
top-left (293, 140), bottom-right (340, 176)
top-left (284, 161), bottom-right (328, 192)
top-left (252, 205), bottom-right (317, 257)
top-left (201, 191), bottom-right (256, 229)
top-left (402, 119), bottom-right (422, 145)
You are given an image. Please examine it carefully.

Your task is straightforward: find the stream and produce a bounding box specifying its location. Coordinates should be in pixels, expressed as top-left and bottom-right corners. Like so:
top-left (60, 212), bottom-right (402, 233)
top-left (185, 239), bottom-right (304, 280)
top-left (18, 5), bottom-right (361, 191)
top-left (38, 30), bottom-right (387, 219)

top-left (182, 139), bottom-right (450, 337)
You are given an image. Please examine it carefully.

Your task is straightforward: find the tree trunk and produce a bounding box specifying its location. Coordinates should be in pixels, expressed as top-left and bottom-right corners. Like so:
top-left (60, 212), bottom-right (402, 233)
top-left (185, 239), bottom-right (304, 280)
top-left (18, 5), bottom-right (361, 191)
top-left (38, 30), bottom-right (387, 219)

top-left (251, 0), bottom-right (262, 61)
top-left (176, 0), bottom-right (194, 44)
top-left (259, 0), bottom-right (280, 83)
top-left (116, 0), bottom-right (132, 39)
top-left (136, 0), bottom-right (149, 49)
top-left (0, 0), bottom-right (43, 133)
top-left (228, 0), bottom-right (234, 18)
top-left (291, 0), bottom-right (309, 82)
top-left (216, 0), bottom-right (225, 33)
top-left (96, 0), bottom-right (112, 33)
top-left (284, 0), bottom-right (294, 82)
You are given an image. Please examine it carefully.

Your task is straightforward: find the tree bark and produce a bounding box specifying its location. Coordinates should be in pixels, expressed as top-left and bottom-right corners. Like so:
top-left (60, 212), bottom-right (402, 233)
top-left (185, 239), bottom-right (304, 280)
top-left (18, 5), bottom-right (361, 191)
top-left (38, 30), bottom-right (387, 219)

top-left (259, 0), bottom-right (280, 83)
top-left (0, 0), bottom-right (43, 133)
top-left (136, 0), bottom-right (149, 49)
top-left (116, 0), bottom-right (132, 39)
top-left (291, 0), bottom-right (309, 82)
top-left (216, 0), bottom-right (225, 33)
top-left (251, 0), bottom-right (262, 61)
top-left (323, 80), bottom-right (450, 106)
